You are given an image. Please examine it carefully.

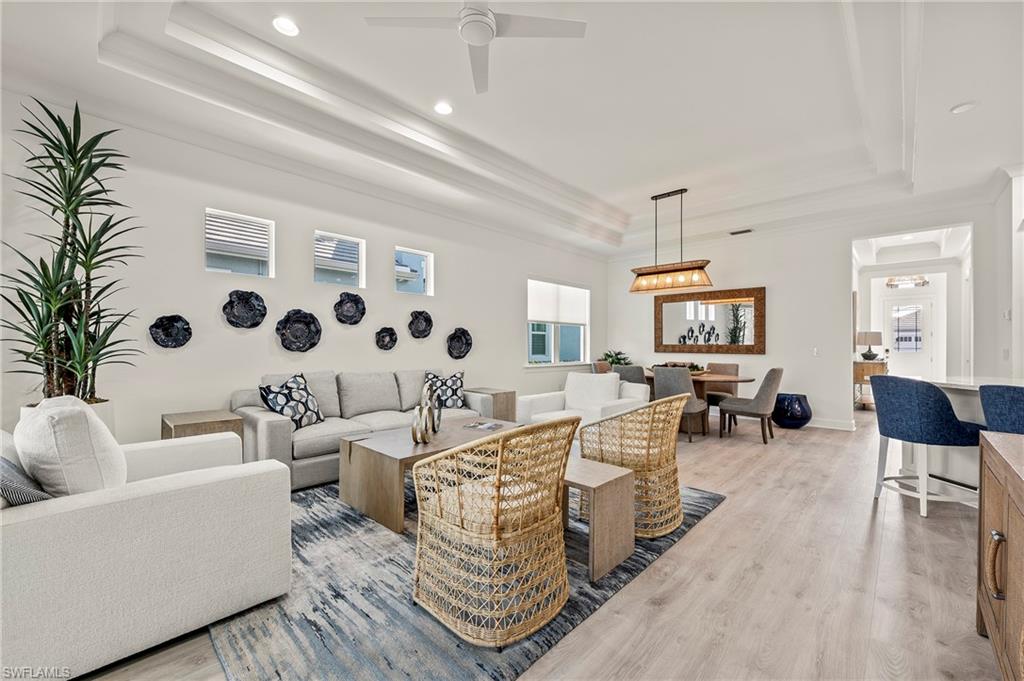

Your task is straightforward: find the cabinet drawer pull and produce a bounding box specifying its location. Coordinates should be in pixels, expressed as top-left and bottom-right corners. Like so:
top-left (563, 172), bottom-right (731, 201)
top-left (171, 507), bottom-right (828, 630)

top-left (984, 529), bottom-right (1006, 601)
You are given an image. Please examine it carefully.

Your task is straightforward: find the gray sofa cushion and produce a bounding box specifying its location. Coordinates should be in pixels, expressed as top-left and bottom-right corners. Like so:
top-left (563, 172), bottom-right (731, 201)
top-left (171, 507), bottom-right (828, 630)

top-left (231, 388), bottom-right (262, 410)
top-left (261, 370), bottom-right (340, 419)
top-left (291, 417), bottom-right (370, 460)
top-left (339, 372), bottom-right (401, 418)
top-left (395, 369), bottom-right (426, 411)
top-left (349, 410), bottom-right (412, 432)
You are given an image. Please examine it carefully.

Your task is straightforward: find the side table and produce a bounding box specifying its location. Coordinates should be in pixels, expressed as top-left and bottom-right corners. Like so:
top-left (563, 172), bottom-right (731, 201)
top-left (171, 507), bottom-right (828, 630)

top-left (161, 409), bottom-right (243, 440)
top-left (465, 387), bottom-right (517, 422)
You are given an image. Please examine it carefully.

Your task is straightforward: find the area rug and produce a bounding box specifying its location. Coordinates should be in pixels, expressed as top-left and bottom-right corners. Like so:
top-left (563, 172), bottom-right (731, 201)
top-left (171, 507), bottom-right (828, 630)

top-left (209, 482), bottom-right (725, 681)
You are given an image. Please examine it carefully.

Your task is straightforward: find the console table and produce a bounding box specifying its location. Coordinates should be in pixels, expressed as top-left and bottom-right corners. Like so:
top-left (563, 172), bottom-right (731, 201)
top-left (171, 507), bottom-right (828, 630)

top-left (161, 409), bottom-right (242, 440)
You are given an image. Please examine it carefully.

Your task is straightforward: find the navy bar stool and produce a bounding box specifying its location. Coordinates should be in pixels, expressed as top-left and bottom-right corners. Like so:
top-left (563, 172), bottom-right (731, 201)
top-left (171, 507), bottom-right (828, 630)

top-left (979, 385), bottom-right (1024, 435)
top-left (870, 375), bottom-right (985, 517)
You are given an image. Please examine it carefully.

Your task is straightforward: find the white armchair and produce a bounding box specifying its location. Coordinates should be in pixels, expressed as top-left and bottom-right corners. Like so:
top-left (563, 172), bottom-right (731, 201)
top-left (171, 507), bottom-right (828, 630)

top-left (518, 372), bottom-right (650, 426)
top-left (0, 431), bottom-right (292, 678)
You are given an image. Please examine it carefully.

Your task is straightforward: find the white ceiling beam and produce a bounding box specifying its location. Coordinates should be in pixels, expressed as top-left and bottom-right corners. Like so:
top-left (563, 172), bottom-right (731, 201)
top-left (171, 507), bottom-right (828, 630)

top-left (838, 1), bottom-right (880, 173)
top-left (900, 0), bottom-right (925, 188)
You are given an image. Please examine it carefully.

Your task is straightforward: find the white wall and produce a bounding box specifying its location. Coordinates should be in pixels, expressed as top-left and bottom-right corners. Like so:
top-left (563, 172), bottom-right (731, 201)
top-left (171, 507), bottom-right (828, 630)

top-left (1, 99), bottom-right (608, 442)
top-left (607, 199), bottom-right (1011, 431)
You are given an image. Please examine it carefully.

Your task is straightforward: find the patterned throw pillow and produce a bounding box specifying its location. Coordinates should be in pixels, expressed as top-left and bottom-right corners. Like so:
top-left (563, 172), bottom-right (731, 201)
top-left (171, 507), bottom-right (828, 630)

top-left (259, 374), bottom-right (325, 430)
top-left (0, 456), bottom-right (53, 507)
top-left (425, 371), bottom-right (466, 409)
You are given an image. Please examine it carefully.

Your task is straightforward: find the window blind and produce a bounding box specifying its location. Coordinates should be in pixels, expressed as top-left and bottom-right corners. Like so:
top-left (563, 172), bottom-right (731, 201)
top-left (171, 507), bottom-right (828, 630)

top-left (314, 232), bottom-right (360, 273)
top-left (205, 209), bottom-right (273, 261)
top-left (527, 279), bottom-right (590, 325)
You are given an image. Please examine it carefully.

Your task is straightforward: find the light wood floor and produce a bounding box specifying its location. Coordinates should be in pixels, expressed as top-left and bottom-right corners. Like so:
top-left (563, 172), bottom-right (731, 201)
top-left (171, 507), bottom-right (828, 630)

top-left (86, 412), bottom-right (998, 681)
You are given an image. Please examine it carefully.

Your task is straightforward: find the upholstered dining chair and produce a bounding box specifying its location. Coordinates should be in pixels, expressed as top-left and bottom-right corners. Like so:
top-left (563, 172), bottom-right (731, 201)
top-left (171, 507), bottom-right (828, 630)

top-left (871, 375), bottom-right (984, 517)
top-left (613, 364), bottom-right (647, 385)
top-left (718, 368), bottom-right (784, 445)
top-left (412, 416), bottom-right (579, 650)
top-left (578, 394), bottom-right (689, 538)
top-left (591, 360), bottom-right (612, 374)
top-left (653, 367), bottom-right (709, 442)
top-left (979, 385), bottom-right (1024, 435)
top-left (704, 362), bottom-right (739, 406)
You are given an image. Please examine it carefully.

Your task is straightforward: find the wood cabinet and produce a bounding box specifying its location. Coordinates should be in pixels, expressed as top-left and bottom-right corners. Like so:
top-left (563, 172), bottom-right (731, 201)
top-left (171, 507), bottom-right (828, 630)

top-left (853, 360), bottom-right (887, 408)
top-left (978, 431), bottom-right (1024, 681)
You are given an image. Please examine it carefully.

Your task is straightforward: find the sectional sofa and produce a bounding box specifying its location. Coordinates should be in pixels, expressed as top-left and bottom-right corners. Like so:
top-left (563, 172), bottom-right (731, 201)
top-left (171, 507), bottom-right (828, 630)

top-left (231, 369), bottom-right (495, 489)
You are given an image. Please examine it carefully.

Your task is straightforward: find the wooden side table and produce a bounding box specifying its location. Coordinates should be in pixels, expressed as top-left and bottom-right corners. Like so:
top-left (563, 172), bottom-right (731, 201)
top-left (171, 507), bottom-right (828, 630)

top-left (161, 410), bottom-right (243, 440)
top-left (562, 456), bottom-right (635, 582)
top-left (465, 387), bottom-right (516, 422)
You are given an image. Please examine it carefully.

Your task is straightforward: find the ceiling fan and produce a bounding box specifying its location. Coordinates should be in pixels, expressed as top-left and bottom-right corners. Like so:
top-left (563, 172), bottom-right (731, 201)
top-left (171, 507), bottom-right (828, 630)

top-left (364, 3), bottom-right (587, 94)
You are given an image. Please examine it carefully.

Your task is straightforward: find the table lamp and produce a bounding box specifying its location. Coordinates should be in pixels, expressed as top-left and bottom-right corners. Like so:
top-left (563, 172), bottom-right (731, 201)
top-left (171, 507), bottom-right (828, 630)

top-left (856, 331), bottom-right (883, 360)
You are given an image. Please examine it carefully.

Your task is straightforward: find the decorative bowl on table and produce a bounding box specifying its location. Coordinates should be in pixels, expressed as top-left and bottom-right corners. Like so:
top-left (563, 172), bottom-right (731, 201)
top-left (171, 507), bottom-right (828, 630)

top-left (772, 393), bottom-right (812, 429)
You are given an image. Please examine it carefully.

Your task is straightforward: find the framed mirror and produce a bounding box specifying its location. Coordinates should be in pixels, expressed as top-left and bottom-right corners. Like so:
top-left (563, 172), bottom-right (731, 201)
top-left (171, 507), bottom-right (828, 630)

top-left (654, 287), bottom-right (766, 354)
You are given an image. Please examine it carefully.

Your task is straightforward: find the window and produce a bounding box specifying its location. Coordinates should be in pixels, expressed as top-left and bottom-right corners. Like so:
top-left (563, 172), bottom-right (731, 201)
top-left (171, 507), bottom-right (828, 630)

top-left (892, 304), bottom-right (923, 352)
top-left (204, 208), bottom-right (274, 277)
top-left (526, 279), bottom-right (590, 365)
top-left (395, 246), bottom-right (433, 295)
top-left (314, 230), bottom-right (365, 287)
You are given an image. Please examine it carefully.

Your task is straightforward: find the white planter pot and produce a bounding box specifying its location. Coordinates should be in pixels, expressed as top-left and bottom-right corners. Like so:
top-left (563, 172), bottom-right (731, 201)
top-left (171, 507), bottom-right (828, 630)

top-left (20, 399), bottom-right (117, 437)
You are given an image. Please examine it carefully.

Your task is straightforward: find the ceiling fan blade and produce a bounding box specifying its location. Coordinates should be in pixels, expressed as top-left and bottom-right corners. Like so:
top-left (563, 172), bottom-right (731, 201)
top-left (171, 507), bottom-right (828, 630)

top-left (364, 16), bottom-right (459, 29)
top-left (493, 13), bottom-right (586, 38)
top-left (468, 44), bottom-right (489, 94)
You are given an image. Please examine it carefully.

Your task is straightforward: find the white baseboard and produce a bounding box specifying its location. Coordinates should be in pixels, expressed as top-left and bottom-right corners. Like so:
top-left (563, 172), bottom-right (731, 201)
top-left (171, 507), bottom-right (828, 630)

top-left (806, 418), bottom-right (856, 431)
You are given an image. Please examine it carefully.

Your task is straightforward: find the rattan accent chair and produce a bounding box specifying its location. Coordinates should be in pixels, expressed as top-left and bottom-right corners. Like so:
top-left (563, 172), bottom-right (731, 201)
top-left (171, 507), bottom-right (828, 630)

top-left (411, 416), bottom-right (580, 650)
top-left (578, 395), bottom-right (689, 538)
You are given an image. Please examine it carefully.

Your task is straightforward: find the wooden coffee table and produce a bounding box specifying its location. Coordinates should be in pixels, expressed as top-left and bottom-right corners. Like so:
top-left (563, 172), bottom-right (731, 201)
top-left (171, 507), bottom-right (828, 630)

top-left (339, 416), bottom-right (517, 533)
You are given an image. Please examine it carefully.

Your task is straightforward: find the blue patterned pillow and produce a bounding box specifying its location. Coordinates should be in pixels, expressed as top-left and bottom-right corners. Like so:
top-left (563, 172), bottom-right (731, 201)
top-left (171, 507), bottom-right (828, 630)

top-left (259, 373), bottom-right (324, 430)
top-left (1, 456), bottom-right (52, 507)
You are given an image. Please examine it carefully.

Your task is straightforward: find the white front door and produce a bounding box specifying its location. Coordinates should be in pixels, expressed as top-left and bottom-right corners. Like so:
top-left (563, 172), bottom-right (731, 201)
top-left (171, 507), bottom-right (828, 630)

top-left (882, 298), bottom-right (935, 379)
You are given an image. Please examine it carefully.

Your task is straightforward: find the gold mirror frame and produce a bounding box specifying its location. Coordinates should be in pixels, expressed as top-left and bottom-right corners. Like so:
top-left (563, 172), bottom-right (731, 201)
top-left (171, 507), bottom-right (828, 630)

top-left (654, 287), bottom-right (766, 355)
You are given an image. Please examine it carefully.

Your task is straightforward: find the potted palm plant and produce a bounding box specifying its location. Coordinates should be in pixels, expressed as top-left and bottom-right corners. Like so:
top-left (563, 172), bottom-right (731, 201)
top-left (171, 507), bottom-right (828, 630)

top-left (2, 99), bottom-right (141, 432)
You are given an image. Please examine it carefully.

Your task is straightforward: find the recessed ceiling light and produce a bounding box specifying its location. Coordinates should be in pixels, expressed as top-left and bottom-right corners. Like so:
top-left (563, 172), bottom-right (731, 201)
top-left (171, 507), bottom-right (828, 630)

top-left (273, 16), bottom-right (300, 37)
top-left (433, 100), bottom-right (453, 115)
top-left (949, 101), bottom-right (977, 115)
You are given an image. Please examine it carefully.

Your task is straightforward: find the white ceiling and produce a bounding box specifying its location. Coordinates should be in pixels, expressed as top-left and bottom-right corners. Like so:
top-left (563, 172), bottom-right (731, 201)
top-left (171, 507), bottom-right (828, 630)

top-left (2, 2), bottom-right (1021, 255)
top-left (852, 224), bottom-right (973, 268)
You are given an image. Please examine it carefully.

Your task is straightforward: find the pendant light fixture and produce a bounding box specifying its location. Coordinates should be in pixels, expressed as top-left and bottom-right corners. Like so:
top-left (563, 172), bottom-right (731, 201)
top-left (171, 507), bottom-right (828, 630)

top-left (629, 188), bottom-right (712, 293)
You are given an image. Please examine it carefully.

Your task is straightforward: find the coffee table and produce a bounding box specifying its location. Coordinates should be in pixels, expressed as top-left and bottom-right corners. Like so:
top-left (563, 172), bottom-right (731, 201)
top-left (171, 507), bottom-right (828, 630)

top-left (339, 416), bottom-right (517, 533)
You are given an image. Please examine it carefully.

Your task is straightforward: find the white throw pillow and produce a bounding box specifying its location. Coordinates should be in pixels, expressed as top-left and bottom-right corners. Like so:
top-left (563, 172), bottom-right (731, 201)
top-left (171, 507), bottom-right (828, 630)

top-left (564, 373), bottom-right (620, 411)
top-left (13, 396), bottom-right (126, 497)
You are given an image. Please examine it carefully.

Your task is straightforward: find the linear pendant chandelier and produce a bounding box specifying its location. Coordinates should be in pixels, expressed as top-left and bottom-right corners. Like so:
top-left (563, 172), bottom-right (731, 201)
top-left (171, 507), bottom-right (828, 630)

top-left (629, 188), bottom-right (712, 293)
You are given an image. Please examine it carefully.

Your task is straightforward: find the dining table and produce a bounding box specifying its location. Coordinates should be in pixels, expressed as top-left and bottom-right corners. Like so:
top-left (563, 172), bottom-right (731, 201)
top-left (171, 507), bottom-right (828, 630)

top-left (643, 367), bottom-right (756, 400)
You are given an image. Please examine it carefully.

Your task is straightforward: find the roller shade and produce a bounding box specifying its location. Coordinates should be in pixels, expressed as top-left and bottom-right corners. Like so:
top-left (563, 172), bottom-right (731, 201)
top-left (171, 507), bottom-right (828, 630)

top-left (314, 231), bottom-right (360, 273)
top-left (527, 279), bottom-right (590, 325)
top-left (205, 208), bottom-right (272, 261)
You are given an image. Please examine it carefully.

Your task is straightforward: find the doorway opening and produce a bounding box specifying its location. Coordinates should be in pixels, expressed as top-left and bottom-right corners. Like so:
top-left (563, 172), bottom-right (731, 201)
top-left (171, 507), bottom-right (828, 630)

top-left (850, 225), bottom-right (974, 407)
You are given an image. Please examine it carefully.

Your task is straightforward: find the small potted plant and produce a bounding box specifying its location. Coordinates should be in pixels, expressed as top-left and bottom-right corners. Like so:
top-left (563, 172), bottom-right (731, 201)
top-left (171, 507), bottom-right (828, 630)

top-left (601, 349), bottom-right (631, 366)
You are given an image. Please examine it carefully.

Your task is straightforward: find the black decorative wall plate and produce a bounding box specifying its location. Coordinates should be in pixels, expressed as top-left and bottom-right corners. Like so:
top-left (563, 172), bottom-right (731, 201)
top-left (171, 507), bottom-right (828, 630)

top-left (375, 326), bottom-right (398, 351)
top-left (408, 310), bottom-right (433, 339)
top-left (149, 315), bottom-right (192, 348)
top-left (446, 327), bottom-right (473, 359)
top-left (276, 309), bottom-right (322, 352)
top-left (334, 292), bottom-right (366, 325)
top-left (222, 290), bottom-right (267, 329)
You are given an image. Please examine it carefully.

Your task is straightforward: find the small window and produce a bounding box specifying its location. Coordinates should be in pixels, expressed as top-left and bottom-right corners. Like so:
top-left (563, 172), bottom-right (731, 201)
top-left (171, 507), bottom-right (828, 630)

top-left (204, 208), bottom-right (274, 278)
top-left (526, 279), bottom-right (590, 365)
top-left (314, 230), bottom-right (365, 287)
top-left (892, 304), bottom-right (923, 352)
top-left (395, 246), bottom-right (434, 295)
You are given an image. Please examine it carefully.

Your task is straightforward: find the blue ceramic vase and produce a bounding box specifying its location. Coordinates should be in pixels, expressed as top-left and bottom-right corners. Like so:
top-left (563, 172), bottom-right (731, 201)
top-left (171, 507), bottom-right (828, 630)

top-left (772, 393), bottom-right (812, 429)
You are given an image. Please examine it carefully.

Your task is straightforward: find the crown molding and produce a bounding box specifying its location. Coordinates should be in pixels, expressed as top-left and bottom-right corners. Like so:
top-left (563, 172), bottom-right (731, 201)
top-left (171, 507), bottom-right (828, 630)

top-left (610, 179), bottom-right (999, 262)
top-left (1, 80), bottom-right (612, 263)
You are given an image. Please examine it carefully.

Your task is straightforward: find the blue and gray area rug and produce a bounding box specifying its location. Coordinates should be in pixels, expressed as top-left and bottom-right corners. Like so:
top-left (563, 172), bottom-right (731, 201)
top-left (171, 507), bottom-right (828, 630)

top-left (209, 482), bottom-right (725, 681)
